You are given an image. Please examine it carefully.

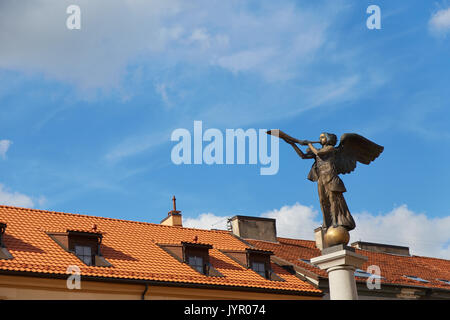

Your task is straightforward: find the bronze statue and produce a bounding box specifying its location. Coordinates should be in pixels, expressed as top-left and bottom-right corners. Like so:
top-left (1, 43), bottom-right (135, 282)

top-left (268, 130), bottom-right (383, 236)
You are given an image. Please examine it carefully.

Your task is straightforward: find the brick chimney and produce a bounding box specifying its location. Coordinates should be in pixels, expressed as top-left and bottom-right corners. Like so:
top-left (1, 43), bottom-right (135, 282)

top-left (161, 196), bottom-right (183, 227)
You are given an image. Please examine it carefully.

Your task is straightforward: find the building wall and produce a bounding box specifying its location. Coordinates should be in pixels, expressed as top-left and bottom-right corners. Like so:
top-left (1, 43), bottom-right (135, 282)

top-left (0, 275), bottom-right (321, 300)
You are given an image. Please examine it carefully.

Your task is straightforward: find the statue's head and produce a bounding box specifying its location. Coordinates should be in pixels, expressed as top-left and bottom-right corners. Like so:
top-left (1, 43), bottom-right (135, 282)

top-left (320, 132), bottom-right (337, 146)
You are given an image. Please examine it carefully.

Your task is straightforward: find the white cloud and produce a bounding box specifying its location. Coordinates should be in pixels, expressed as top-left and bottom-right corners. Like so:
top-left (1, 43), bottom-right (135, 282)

top-left (214, 47), bottom-right (277, 75)
top-left (188, 29), bottom-right (212, 49)
top-left (0, 184), bottom-right (34, 208)
top-left (154, 80), bottom-right (184, 109)
top-left (0, 0), bottom-right (183, 89)
top-left (185, 203), bottom-right (450, 259)
top-left (429, 7), bottom-right (450, 36)
top-left (261, 203), bottom-right (320, 239)
top-left (352, 205), bottom-right (450, 260)
top-left (0, 0), bottom-right (341, 89)
top-left (208, 4), bottom-right (330, 82)
top-left (104, 130), bottom-right (170, 162)
top-left (296, 75), bottom-right (361, 114)
top-left (155, 83), bottom-right (171, 107)
top-left (183, 212), bottom-right (230, 230)
top-left (1, 1), bottom-right (383, 164)
top-left (37, 196), bottom-right (47, 207)
top-left (0, 140), bottom-right (12, 159)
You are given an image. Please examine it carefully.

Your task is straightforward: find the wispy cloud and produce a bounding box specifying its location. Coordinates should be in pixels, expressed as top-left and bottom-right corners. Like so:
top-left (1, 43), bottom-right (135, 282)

top-left (214, 47), bottom-right (277, 76)
top-left (0, 184), bottom-right (34, 207)
top-left (0, 0), bottom-right (183, 90)
top-left (184, 213), bottom-right (231, 230)
top-left (0, 140), bottom-right (12, 159)
top-left (359, 90), bottom-right (450, 140)
top-left (0, 0), bottom-right (342, 90)
top-left (1, 0), bottom-right (386, 164)
top-left (155, 83), bottom-right (172, 108)
top-left (429, 7), bottom-right (450, 36)
top-left (104, 130), bottom-right (170, 163)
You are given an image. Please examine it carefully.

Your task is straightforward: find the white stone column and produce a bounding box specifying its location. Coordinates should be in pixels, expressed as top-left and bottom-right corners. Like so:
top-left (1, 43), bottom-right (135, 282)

top-left (311, 246), bottom-right (368, 300)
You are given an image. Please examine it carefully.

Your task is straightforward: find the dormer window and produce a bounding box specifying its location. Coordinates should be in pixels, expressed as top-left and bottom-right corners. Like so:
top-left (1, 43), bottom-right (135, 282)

top-left (247, 249), bottom-right (273, 279)
top-left (188, 255), bottom-right (204, 274)
top-left (68, 231), bottom-right (101, 265)
top-left (47, 229), bottom-right (111, 267)
top-left (251, 261), bottom-right (266, 277)
top-left (0, 222), bottom-right (13, 260)
top-left (158, 241), bottom-right (223, 277)
top-left (182, 242), bottom-right (212, 275)
top-left (0, 223), bottom-right (6, 248)
top-left (220, 248), bottom-right (283, 281)
top-left (75, 245), bottom-right (93, 266)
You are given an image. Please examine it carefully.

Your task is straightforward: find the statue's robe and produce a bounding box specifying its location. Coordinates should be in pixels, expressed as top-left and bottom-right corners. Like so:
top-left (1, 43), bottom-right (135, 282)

top-left (307, 146), bottom-right (355, 231)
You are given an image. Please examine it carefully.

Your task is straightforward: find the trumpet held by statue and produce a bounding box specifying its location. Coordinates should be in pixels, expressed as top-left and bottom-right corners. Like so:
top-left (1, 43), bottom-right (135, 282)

top-left (266, 130), bottom-right (319, 145)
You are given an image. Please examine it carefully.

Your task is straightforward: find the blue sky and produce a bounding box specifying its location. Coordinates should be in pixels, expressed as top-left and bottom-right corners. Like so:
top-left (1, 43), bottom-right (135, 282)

top-left (1, 0), bottom-right (449, 258)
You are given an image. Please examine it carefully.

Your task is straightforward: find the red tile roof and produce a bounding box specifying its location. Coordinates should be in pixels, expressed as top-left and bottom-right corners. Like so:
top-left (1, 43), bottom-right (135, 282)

top-left (246, 237), bottom-right (450, 290)
top-left (0, 205), bottom-right (320, 295)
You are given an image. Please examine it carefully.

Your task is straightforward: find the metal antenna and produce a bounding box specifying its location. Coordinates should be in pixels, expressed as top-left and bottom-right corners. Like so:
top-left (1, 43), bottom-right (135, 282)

top-left (172, 195), bottom-right (177, 211)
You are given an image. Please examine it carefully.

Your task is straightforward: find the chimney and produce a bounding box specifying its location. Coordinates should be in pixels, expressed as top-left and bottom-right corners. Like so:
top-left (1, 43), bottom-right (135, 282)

top-left (351, 241), bottom-right (410, 256)
top-left (228, 215), bottom-right (277, 242)
top-left (314, 227), bottom-right (325, 250)
top-left (161, 196), bottom-right (183, 227)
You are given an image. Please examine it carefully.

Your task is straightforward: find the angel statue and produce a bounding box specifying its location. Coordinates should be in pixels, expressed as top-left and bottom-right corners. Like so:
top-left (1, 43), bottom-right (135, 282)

top-left (267, 130), bottom-right (384, 233)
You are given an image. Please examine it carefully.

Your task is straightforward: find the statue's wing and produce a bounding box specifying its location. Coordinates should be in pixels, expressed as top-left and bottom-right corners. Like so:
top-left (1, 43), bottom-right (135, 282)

top-left (335, 133), bottom-right (384, 174)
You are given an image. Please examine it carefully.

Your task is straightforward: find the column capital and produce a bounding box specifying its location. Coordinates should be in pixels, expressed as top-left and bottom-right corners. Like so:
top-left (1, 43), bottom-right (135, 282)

top-left (311, 248), bottom-right (368, 270)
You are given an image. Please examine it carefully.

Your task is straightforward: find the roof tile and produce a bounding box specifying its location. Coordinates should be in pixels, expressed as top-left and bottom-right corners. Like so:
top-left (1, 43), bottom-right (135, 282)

top-left (246, 237), bottom-right (450, 290)
top-left (0, 205), bottom-right (320, 294)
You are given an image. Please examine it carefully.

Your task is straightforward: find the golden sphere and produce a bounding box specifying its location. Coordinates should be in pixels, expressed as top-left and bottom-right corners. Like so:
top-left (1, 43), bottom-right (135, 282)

top-left (324, 226), bottom-right (350, 247)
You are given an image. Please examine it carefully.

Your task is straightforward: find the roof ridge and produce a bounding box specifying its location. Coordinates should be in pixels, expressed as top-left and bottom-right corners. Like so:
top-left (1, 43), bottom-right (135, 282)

top-left (0, 204), bottom-right (231, 235)
top-left (277, 236), bottom-right (315, 242)
top-left (275, 237), bottom-right (450, 262)
top-left (411, 254), bottom-right (450, 263)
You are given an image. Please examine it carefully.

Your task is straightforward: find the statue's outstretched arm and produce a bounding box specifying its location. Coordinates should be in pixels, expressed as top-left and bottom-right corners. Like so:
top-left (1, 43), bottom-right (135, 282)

top-left (289, 142), bottom-right (314, 159)
top-left (308, 143), bottom-right (334, 157)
